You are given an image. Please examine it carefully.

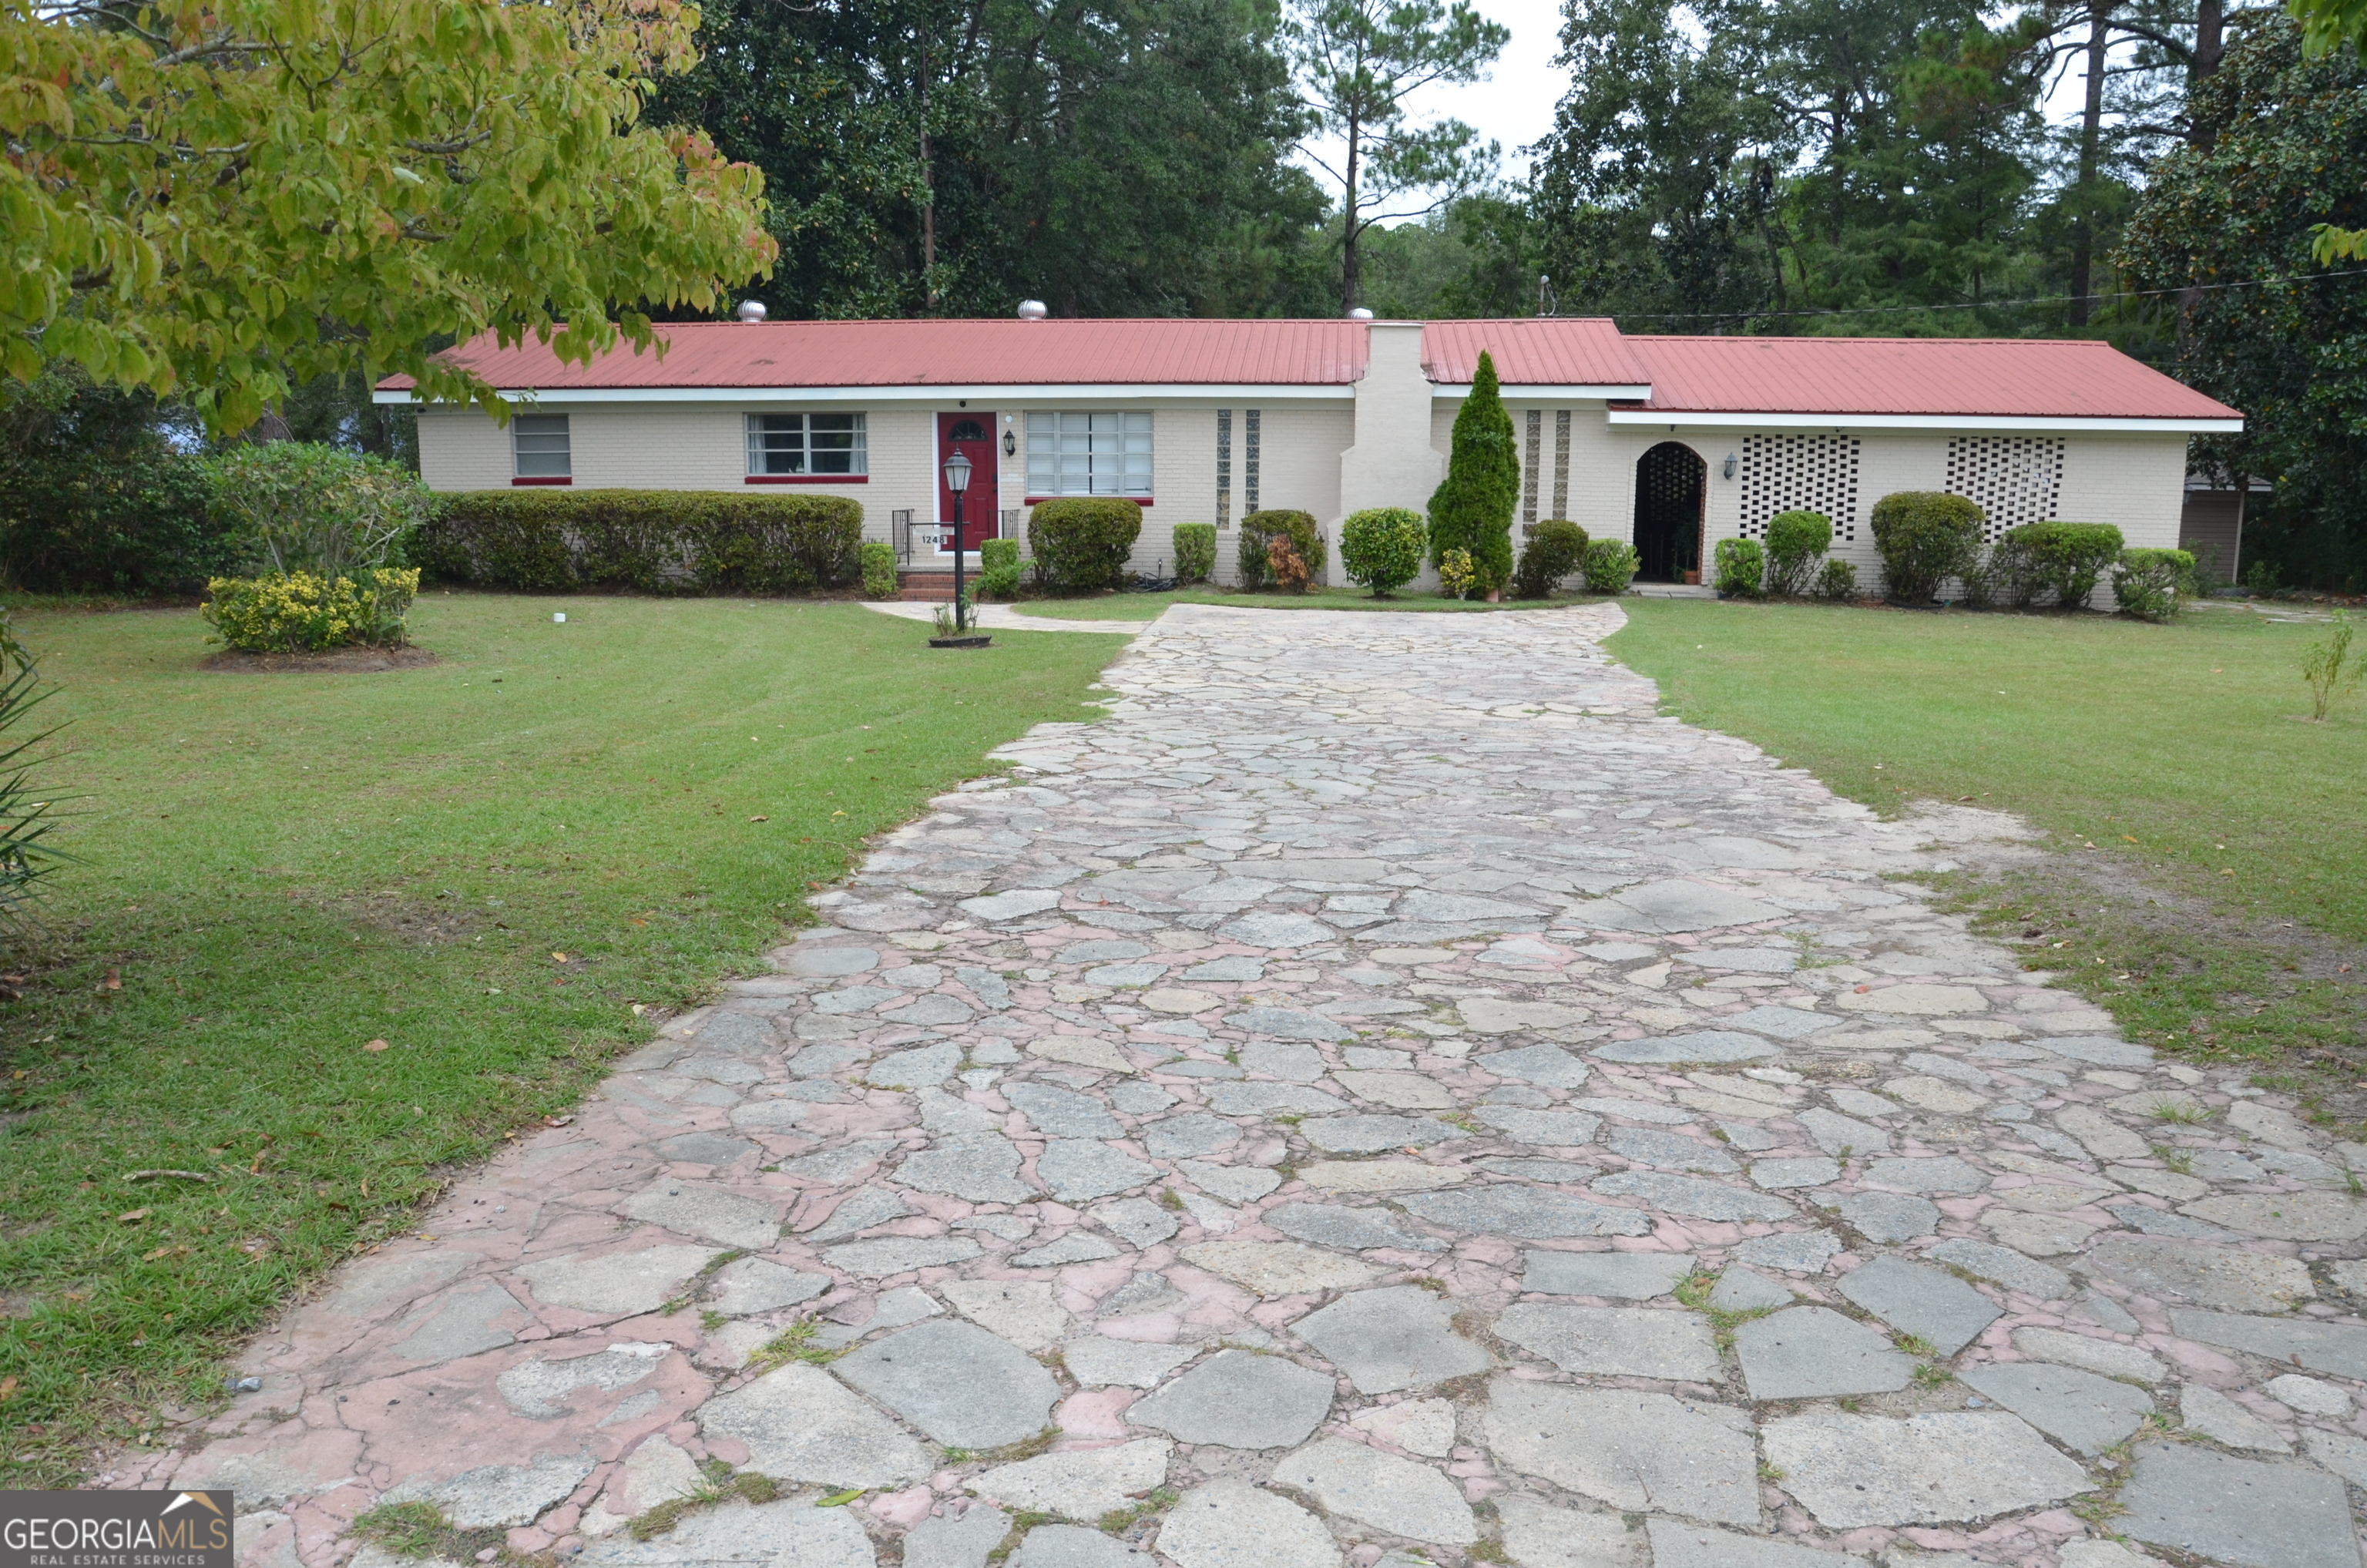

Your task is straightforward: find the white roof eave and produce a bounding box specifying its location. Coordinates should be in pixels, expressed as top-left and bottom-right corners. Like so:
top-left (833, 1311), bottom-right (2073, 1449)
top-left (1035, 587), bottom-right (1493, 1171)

top-left (1604, 408), bottom-right (2241, 434)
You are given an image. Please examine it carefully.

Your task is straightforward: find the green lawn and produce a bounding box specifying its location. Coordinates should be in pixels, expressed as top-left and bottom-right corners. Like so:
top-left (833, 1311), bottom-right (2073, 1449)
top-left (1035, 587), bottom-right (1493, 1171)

top-left (0, 594), bottom-right (1119, 1482)
top-left (1012, 585), bottom-right (1564, 619)
top-left (1607, 597), bottom-right (2367, 1095)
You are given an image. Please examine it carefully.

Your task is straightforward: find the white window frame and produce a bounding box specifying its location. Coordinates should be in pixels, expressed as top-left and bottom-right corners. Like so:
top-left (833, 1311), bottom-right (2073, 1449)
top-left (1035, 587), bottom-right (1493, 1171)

top-left (512, 413), bottom-right (571, 478)
top-left (1026, 411), bottom-right (1153, 498)
top-left (746, 412), bottom-right (868, 476)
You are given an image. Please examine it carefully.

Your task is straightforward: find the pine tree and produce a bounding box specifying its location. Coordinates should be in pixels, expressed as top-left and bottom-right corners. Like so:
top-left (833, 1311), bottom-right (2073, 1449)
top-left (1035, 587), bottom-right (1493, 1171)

top-left (1426, 349), bottom-right (1518, 593)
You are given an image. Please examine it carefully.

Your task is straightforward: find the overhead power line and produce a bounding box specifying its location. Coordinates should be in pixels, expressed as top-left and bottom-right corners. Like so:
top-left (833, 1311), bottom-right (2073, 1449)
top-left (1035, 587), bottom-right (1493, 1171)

top-left (1599, 265), bottom-right (2367, 325)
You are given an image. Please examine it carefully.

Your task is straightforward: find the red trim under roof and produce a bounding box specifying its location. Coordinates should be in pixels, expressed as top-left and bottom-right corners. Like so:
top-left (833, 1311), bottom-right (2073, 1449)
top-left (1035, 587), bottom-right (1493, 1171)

top-left (1614, 334), bottom-right (2241, 421)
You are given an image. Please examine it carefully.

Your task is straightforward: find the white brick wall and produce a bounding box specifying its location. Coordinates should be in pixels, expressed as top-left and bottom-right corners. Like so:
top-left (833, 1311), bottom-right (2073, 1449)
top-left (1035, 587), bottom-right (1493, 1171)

top-left (414, 393), bottom-right (2192, 592)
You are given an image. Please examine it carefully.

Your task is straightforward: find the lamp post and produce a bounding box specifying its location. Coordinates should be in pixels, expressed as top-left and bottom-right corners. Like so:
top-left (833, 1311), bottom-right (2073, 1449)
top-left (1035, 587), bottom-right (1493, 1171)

top-left (943, 448), bottom-right (973, 633)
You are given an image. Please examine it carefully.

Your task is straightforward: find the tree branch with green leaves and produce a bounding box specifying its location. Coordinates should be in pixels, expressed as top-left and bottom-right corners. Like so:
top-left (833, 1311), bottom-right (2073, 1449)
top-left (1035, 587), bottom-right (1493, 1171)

top-left (2, 0), bottom-right (777, 435)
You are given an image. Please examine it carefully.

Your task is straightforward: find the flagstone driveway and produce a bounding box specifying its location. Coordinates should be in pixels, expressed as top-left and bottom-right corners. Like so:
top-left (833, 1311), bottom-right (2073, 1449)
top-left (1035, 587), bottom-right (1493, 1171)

top-left (140, 603), bottom-right (2367, 1568)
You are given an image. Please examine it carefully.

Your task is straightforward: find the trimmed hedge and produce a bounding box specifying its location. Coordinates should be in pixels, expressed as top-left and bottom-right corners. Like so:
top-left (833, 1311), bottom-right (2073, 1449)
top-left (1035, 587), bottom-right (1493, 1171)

top-left (1512, 519), bottom-right (1588, 599)
top-left (2112, 547), bottom-right (2194, 621)
top-left (1764, 510), bottom-right (1831, 596)
top-left (1027, 497), bottom-right (1141, 591)
top-left (1714, 537), bottom-right (1766, 598)
top-left (1171, 522), bottom-right (1217, 586)
top-left (1581, 539), bottom-right (1639, 594)
top-left (1237, 509), bottom-right (1325, 588)
top-left (858, 540), bottom-right (898, 599)
top-left (418, 489), bottom-right (864, 594)
top-left (976, 537), bottom-right (1024, 599)
top-left (2003, 521), bottom-right (2126, 609)
top-left (1341, 507), bottom-right (1428, 596)
top-left (1870, 491), bottom-right (1983, 604)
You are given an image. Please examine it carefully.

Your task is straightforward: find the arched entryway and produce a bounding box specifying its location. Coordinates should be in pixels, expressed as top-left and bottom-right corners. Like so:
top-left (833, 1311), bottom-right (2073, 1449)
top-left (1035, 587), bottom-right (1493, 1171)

top-left (1633, 442), bottom-right (1706, 583)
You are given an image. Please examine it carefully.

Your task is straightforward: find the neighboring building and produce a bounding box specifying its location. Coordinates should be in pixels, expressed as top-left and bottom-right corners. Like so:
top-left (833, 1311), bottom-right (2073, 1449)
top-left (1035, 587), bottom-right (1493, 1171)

top-left (2178, 475), bottom-right (2270, 586)
top-left (377, 314), bottom-right (2241, 590)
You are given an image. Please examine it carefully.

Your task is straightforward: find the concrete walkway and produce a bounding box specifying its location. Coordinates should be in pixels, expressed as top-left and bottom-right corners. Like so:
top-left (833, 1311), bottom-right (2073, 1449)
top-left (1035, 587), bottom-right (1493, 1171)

top-left (861, 601), bottom-right (1143, 633)
top-left (153, 604), bottom-right (2367, 1568)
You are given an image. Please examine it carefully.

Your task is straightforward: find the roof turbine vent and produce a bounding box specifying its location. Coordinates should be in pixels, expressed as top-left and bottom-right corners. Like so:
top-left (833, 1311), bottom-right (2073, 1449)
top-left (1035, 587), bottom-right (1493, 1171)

top-left (1346, 307), bottom-right (1375, 321)
top-left (1016, 299), bottom-right (1049, 320)
top-left (734, 300), bottom-right (767, 323)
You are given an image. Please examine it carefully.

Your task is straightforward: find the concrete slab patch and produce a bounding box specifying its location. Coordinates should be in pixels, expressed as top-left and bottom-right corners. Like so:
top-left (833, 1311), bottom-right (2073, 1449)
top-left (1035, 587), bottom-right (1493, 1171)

top-left (1957, 1362), bottom-right (2154, 1454)
top-left (1834, 1256), bottom-right (2001, 1356)
top-left (1493, 1303), bottom-right (1721, 1381)
top-left (1761, 1412), bottom-right (2090, 1527)
top-left (1520, 1250), bottom-right (1695, 1298)
top-left (1124, 1348), bottom-right (1335, 1450)
top-left (833, 1320), bottom-right (1060, 1449)
top-left (1483, 1379), bottom-right (1759, 1524)
top-left (695, 1362), bottom-right (933, 1487)
top-left (1291, 1284), bottom-right (1492, 1393)
top-left (1401, 1184), bottom-right (1653, 1238)
top-left (1270, 1437), bottom-right (1478, 1544)
top-left (2117, 1441), bottom-right (2358, 1568)
top-left (1735, 1308), bottom-right (1912, 1400)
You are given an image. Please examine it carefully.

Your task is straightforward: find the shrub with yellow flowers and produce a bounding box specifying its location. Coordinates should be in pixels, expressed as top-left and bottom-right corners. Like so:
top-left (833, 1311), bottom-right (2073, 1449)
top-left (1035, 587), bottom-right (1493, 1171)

top-left (202, 568), bottom-right (419, 653)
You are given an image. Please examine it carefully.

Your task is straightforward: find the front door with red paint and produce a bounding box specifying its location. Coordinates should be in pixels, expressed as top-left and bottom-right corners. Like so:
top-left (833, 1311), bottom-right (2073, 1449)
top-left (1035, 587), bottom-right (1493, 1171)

top-left (935, 412), bottom-right (999, 552)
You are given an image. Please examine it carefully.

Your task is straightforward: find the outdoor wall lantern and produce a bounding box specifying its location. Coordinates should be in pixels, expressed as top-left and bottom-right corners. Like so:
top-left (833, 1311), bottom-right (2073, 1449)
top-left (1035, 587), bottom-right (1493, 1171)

top-left (1002, 429), bottom-right (1017, 457)
top-left (944, 450), bottom-right (974, 633)
top-left (1722, 452), bottom-right (1737, 479)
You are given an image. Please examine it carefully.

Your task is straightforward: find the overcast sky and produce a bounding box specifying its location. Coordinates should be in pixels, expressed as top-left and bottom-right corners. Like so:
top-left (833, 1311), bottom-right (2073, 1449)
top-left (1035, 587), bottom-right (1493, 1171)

top-left (1301, 0), bottom-right (2105, 229)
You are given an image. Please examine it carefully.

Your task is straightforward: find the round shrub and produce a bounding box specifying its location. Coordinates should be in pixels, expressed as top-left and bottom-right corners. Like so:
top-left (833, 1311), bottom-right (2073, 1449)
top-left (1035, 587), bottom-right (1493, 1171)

top-left (1027, 498), bottom-right (1142, 591)
top-left (1764, 510), bottom-right (1831, 596)
top-left (2003, 521), bottom-right (2126, 609)
top-left (1814, 557), bottom-right (1859, 600)
top-left (1580, 539), bottom-right (1639, 595)
top-left (1714, 537), bottom-right (1767, 598)
top-left (2111, 547), bottom-right (2194, 621)
top-left (1869, 492), bottom-right (1984, 604)
top-left (1437, 547), bottom-right (1478, 599)
top-left (202, 442), bottom-right (431, 579)
top-left (1512, 519), bottom-right (1589, 599)
top-left (1238, 509), bottom-right (1325, 588)
top-left (1340, 507), bottom-right (1429, 596)
top-left (1170, 522), bottom-right (1217, 586)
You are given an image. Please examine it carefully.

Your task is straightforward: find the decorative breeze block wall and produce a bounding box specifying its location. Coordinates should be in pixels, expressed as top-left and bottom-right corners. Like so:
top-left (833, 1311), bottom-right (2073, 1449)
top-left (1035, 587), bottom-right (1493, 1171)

top-left (1738, 435), bottom-right (1862, 542)
top-left (1946, 436), bottom-right (2064, 542)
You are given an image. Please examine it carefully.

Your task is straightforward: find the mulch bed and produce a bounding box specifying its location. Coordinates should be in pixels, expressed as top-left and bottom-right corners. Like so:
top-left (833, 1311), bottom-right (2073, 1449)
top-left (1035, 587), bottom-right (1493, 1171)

top-left (202, 645), bottom-right (437, 673)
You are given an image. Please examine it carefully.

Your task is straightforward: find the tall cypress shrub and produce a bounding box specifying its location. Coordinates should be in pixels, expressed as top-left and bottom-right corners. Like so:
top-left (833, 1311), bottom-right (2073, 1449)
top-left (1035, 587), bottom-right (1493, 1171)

top-left (1427, 350), bottom-right (1517, 594)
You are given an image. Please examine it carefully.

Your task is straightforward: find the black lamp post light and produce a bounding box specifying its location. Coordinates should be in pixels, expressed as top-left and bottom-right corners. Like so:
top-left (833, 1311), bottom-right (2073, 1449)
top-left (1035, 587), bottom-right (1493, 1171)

top-left (931, 448), bottom-right (991, 648)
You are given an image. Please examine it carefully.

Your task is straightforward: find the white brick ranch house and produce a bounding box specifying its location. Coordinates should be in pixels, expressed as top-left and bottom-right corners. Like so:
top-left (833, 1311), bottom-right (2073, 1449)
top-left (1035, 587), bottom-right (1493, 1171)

top-left (377, 315), bottom-right (2243, 590)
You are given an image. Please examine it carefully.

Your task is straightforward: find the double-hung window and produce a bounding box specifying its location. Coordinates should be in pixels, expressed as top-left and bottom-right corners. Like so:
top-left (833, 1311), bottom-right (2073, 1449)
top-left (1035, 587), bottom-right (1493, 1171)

top-left (746, 412), bottom-right (867, 478)
top-left (1026, 411), bottom-right (1153, 498)
top-left (512, 414), bottom-right (571, 483)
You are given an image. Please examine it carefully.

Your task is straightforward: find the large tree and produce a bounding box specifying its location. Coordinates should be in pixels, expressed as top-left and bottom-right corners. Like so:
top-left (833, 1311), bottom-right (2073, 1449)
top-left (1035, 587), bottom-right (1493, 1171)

top-left (2, 0), bottom-right (775, 435)
top-left (1286, 0), bottom-right (1508, 314)
top-left (652, 0), bottom-right (1325, 319)
top-left (2120, 15), bottom-right (2367, 588)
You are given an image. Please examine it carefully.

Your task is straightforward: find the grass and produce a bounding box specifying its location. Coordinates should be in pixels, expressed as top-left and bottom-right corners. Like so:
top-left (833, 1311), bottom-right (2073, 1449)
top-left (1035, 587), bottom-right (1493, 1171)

top-left (1606, 596), bottom-right (2367, 1117)
top-left (0, 593), bottom-right (1119, 1483)
top-left (1008, 585), bottom-right (1577, 619)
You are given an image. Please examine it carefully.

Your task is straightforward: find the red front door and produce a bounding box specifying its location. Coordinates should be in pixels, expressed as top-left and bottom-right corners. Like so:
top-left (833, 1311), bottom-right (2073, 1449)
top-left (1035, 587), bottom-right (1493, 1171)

top-left (936, 412), bottom-right (999, 549)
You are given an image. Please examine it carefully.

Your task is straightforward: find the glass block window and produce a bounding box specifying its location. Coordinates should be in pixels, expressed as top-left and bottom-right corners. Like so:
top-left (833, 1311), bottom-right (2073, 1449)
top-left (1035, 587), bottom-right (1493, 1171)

top-left (1026, 411), bottom-right (1153, 495)
top-left (1738, 435), bottom-right (1861, 542)
top-left (746, 412), bottom-right (867, 475)
top-left (512, 414), bottom-right (571, 478)
top-left (1217, 408), bottom-right (1232, 525)
top-left (1553, 409), bottom-right (1571, 518)
top-left (1523, 409), bottom-right (1542, 523)
top-left (1244, 408), bottom-right (1261, 511)
top-left (1946, 436), bottom-right (2063, 542)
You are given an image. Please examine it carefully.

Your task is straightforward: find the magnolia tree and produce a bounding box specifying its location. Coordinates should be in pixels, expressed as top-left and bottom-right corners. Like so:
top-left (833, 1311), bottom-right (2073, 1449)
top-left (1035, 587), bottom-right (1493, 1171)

top-left (1, 0), bottom-right (777, 434)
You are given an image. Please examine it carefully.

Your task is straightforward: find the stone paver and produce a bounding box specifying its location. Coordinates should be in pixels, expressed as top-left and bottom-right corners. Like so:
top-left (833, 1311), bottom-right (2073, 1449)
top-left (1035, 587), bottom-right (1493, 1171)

top-left (136, 604), bottom-right (2367, 1568)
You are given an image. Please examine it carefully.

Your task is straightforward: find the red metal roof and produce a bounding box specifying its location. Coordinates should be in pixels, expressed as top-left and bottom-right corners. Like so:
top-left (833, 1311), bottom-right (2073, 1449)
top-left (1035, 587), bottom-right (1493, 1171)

top-left (1419, 318), bottom-right (1651, 387)
top-left (381, 317), bottom-right (1373, 391)
top-left (378, 317), bottom-right (2238, 422)
top-left (1616, 334), bottom-right (2241, 421)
